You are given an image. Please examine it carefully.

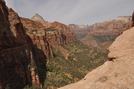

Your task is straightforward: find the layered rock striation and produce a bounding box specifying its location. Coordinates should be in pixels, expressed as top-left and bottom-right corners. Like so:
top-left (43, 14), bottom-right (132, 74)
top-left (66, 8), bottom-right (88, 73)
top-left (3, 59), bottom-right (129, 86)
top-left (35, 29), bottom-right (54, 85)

top-left (31, 14), bottom-right (77, 48)
top-left (59, 27), bottom-right (134, 89)
top-left (20, 17), bottom-right (53, 60)
top-left (46, 21), bottom-right (76, 48)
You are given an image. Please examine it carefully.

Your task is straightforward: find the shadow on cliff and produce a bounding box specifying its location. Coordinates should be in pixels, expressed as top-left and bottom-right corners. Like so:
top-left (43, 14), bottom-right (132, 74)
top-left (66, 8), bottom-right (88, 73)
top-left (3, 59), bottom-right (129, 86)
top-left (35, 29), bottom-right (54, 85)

top-left (0, 22), bottom-right (48, 89)
top-left (0, 1), bottom-right (49, 89)
top-left (0, 33), bottom-right (48, 89)
top-left (26, 35), bottom-right (48, 87)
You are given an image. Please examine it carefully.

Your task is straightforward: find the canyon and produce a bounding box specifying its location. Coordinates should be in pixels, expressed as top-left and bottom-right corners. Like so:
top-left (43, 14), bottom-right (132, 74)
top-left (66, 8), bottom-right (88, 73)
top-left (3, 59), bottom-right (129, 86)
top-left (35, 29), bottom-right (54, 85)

top-left (59, 11), bottom-right (134, 89)
top-left (69, 16), bottom-right (132, 52)
top-left (0, 0), bottom-right (76, 89)
top-left (0, 0), bottom-right (134, 89)
top-left (59, 27), bottom-right (134, 89)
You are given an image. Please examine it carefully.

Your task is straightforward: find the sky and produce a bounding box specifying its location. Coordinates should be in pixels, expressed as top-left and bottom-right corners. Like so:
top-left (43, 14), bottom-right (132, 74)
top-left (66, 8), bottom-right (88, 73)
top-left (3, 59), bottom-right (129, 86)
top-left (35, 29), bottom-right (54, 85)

top-left (4, 0), bottom-right (134, 25)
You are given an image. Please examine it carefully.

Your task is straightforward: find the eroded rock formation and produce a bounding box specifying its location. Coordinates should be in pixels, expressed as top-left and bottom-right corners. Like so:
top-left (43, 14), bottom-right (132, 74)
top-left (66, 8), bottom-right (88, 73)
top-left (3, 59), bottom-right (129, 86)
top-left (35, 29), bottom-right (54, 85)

top-left (0, 1), bottom-right (43, 88)
top-left (31, 14), bottom-right (77, 48)
top-left (59, 27), bottom-right (134, 89)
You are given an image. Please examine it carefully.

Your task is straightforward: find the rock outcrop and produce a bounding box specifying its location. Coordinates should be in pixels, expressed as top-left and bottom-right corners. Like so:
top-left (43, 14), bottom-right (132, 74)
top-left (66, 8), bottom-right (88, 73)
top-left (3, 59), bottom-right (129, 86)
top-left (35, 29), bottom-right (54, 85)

top-left (0, 1), bottom-right (54, 88)
top-left (59, 27), bottom-right (134, 89)
top-left (0, 1), bottom-right (43, 88)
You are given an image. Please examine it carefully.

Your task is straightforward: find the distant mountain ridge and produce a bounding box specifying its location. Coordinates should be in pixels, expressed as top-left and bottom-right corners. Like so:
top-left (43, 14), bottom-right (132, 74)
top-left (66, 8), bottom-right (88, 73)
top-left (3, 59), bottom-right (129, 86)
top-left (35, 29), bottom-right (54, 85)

top-left (69, 16), bottom-right (132, 52)
top-left (68, 16), bottom-right (132, 39)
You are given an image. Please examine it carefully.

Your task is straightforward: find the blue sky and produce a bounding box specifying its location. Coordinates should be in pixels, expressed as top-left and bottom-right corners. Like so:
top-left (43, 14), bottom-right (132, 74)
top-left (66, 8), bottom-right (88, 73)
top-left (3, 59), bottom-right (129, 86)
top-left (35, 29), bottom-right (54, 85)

top-left (5, 0), bottom-right (134, 25)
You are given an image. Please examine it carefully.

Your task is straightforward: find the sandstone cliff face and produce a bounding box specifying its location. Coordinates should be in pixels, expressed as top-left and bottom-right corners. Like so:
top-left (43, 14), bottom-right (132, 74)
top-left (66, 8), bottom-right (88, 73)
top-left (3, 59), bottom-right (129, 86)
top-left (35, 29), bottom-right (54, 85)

top-left (46, 21), bottom-right (76, 48)
top-left (20, 17), bottom-right (53, 60)
top-left (0, 1), bottom-right (47, 88)
top-left (59, 27), bottom-right (134, 89)
top-left (31, 14), bottom-right (77, 48)
top-left (0, 1), bottom-right (76, 88)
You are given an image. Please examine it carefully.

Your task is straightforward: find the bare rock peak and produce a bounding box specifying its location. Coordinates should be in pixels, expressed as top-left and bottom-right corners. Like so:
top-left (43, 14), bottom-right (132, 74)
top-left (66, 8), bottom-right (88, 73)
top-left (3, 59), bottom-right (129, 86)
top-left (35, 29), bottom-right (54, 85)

top-left (31, 13), bottom-right (45, 22)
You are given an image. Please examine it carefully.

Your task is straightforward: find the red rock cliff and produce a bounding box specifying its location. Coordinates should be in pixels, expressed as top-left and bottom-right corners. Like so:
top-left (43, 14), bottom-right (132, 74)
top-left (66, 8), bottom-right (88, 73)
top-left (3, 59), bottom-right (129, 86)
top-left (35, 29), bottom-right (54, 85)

top-left (0, 2), bottom-right (76, 88)
top-left (31, 14), bottom-right (77, 48)
top-left (79, 16), bottom-right (131, 51)
top-left (46, 21), bottom-right (77, 48)
top-left (20, 17), bottom-right (53, 60)
top-left (0, 1), bottom-right (49, 88)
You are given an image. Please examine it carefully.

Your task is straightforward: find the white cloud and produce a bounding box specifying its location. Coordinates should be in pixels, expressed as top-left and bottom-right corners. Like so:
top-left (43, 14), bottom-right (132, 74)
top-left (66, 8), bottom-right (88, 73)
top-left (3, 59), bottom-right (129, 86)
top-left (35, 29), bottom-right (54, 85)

top-left (4, 0), bottom-right (134, 25)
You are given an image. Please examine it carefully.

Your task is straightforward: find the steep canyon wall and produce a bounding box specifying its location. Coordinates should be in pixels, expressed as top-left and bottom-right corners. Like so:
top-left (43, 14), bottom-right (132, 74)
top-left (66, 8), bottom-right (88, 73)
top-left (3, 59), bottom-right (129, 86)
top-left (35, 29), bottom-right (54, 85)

top-left (0, 0), bottom-right (76, 89)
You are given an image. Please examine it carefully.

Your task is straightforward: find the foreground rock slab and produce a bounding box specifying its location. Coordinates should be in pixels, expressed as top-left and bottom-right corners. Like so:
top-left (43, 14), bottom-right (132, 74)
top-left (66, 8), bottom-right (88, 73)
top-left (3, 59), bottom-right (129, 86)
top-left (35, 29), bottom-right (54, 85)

top-left (59, 27), bottom-right (134, 89)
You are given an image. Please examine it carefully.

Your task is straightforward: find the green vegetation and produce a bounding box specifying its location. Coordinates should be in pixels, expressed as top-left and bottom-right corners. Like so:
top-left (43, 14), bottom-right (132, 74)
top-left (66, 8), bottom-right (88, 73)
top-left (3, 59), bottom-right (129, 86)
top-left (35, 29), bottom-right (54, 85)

top-left (92, 35), bottom-right (117, 42)
top-left (46, 28), bottom-right (59, 31)
top-left (76, 34), bottom-right (87, 39)
top-left (23, 40), bottom-right (108, 89)
top-left (23, 85), bottom-right (42, 89)
top-left (44, 40), bottom-right (108, 88)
